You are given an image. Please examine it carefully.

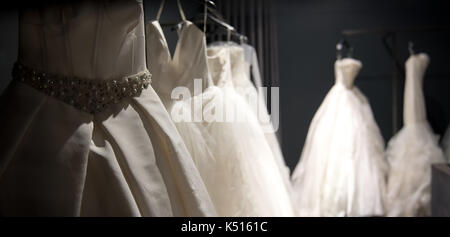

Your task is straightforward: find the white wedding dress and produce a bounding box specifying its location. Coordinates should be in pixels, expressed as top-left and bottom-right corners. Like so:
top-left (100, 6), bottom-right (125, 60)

top-left (145, 0), bottom-right (220, 215)
top-left (291, 58), bottom-right (388, 217)
top-left (0, 1), bottom-right (215, 216)
top-left (189, 45), bottom-right (295, 216)
top-left (146, 1), bottom-right (293, 216)
top-left (386, 53), bottom-right (446, 217)
top-left (208, 43), bottom-right (294, 205)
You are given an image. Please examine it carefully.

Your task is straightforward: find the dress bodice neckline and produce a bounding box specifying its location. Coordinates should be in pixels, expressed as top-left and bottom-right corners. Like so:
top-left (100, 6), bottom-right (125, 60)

top-left (334, 58), bottom-right (362, 88)
top-left (145, 19), bottom-right (212, 108)
top-left (148, 20), bottom-right (204, 65)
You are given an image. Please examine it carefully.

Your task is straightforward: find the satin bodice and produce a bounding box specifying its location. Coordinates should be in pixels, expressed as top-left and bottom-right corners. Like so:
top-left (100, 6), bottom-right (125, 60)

top-left (146, 20), bottom-right (212, 107)
top-left (19, 0), bottom-right (146, 80)
top-left (403, 53), bottom-right (429, 125)
top-left (334, 58), bottom-right (362, 89)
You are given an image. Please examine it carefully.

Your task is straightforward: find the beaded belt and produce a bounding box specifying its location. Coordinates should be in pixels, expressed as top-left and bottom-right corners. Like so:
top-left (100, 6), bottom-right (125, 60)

top-left (12, 62), bottom-right (152, 114)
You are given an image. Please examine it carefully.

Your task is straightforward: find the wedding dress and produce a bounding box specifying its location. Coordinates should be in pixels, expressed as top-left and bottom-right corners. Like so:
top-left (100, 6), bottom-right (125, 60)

top-left (291, 58), bottom-right (388, 217)
top-left (386, 53), bottom-right (446, 217)
top-left (0, 0), bottom-right (215, 216)
top-left (200, 46), bottom-right (294, 216)
top-left (145, 0), bottom-right (220, 214)
top-left (207, 43), bottom-right (293, 205)
top-left (144, 0), bottom-right (293, 216)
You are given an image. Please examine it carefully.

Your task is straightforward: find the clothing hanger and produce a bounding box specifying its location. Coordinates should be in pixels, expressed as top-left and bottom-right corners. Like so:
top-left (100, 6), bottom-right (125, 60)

top-left (190, 11), bottom-right (233, 32)
top-left (202, 14), bottom-right (248, 43)
top-left (191, 0), bottom-right (216, 9)
top-left (336, 38), bottom-right (353, 59)
top-left (158, 0), bottom-right (188, 31)
top-left (189, 0), bottom-right (248, 44)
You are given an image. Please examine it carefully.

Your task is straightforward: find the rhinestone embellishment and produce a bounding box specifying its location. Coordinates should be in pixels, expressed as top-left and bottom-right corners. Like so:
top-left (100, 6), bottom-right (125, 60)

top-left (12, 62), bottom-right (152, 114)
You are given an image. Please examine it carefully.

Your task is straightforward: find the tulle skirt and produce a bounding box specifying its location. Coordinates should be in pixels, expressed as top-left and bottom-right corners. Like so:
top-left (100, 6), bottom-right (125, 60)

top-left (172, 85), bottom-right (295, 216)
top-left (232, 79), bottom-right (294, 206)
top-left (291, 84), bottom-right (388, 217)
top-left (386, 122), bottom-right (446, 216)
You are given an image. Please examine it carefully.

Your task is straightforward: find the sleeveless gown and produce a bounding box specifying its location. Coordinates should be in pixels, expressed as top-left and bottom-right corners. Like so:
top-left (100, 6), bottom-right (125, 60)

top-left (203, 46), bottom-right (295, 216)
top-left (291, 58), bottom-right (388, 217)
top-left (386, 53), bottom-right (446, 217)
top-left (208, 44), bottom-right (294, 205)
top-left (147, 15), bottom-right (294, 215)
top-left (145, 17), bottom-right (222, 212)
top-left (0, 1), bottom-right (215, 216)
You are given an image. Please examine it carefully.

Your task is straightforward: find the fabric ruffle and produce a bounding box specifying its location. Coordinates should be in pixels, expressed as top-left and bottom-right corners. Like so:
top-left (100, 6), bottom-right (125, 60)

top-left (386, 122), bottom-right (446, 216)
top-left (172, 85), bottom-right (295, 216)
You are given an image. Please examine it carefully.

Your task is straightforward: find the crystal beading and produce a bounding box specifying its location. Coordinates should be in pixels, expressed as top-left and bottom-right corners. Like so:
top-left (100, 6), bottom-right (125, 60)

top-left (12, 62), bottom-right (152, 114)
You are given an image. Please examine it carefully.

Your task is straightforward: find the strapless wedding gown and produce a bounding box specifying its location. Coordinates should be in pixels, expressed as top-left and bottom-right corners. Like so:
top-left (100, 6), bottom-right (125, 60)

top-left (291, 58), bottom-right (388, 217)
top-left (0, 1), bottom-right (215, 216)
top-left (207, 43), bottom-right (293, 205)
top-left (183, 46), bottom-right (295, 216)
top-left (386, 53), bottom-right (446, 217)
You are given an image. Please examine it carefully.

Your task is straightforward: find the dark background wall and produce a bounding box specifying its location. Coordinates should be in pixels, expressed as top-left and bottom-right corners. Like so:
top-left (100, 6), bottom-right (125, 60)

top-left (0, 1), bottom-right (449, 172)
top-left (276, 0), bottom-right (450, 170)
top-left (0, 9), bottom-right (17, 93)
